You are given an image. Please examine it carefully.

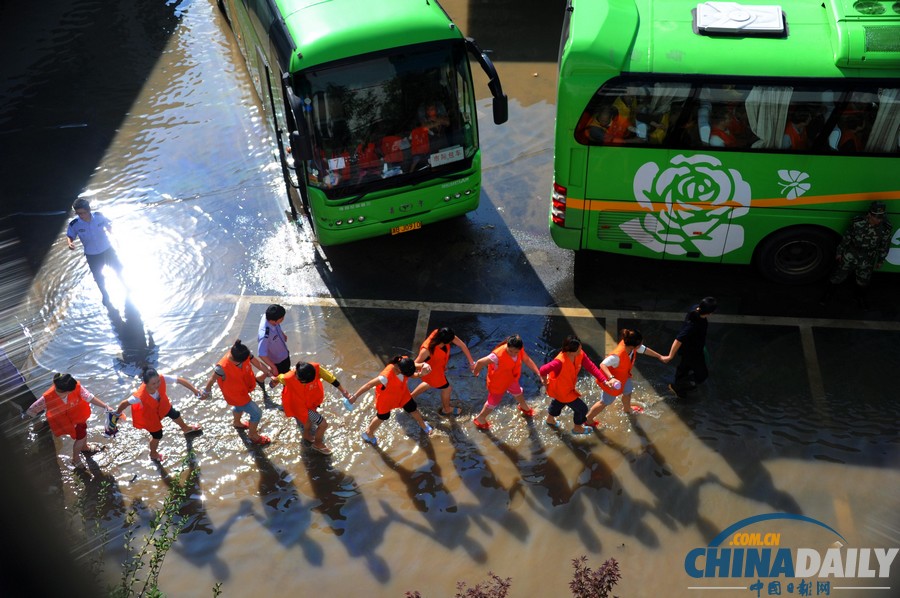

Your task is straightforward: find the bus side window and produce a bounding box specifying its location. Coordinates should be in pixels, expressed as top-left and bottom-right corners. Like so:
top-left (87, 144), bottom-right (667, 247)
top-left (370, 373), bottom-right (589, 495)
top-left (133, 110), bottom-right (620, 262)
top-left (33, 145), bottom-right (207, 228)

top-left (858, 88), bottom-right (900, 154)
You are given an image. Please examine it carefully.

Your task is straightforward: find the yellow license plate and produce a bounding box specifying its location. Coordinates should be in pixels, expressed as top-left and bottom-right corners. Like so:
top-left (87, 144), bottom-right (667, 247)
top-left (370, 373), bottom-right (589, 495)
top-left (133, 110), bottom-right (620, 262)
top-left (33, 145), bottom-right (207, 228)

top-left (391, 221), bottom-right (422, 235)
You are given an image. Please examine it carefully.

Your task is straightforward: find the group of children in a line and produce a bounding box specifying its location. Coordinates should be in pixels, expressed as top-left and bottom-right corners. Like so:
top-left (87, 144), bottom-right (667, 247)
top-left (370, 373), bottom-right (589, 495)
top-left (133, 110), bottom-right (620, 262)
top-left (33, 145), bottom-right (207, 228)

top-left (24, 299), bottom-right (718, 468)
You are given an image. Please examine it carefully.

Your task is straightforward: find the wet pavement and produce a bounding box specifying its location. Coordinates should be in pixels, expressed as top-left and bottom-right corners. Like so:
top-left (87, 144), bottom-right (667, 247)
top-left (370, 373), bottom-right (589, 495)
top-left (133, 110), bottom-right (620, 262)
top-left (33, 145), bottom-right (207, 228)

top-left (2, 0), bottom-right (899, 596)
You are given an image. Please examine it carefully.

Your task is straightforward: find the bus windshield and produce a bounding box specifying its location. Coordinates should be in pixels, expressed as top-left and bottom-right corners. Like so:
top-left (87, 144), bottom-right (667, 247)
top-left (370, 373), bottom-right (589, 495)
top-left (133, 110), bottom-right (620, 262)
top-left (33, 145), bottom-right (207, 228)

top-left (296, 42), bottom-right (478, 199)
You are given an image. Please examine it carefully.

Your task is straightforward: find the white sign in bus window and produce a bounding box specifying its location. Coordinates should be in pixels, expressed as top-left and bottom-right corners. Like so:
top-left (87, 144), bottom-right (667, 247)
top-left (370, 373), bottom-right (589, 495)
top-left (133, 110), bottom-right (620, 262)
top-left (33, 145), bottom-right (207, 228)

top-left (429, 145), bottom-right (465, 167)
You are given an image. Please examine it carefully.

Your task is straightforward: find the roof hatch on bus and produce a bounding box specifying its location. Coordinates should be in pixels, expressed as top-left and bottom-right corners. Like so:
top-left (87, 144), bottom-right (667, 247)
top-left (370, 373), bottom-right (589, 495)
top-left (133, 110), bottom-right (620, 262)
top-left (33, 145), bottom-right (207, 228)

top-left (826, 0), bottom-right (900, 67)
top-left (695, 2), bottom-right (785, 35)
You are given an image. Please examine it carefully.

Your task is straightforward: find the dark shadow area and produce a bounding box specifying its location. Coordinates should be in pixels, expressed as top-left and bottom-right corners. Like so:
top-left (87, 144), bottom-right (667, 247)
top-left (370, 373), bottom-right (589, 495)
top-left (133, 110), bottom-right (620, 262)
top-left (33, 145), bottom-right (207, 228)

top-left (465, 0), bottom-right (567, 63)
top-left (485, 421), bottom-right (603, 553)
top-left (163, 446), bottom-right (251, 582)
top-left (300, 450), bottom-right (393, 582)
top-left (246, 443), bottom-right (324, 566)
top-left (368, 440), bottom-right (489, 563)
top-left (0, 0), bottom-right (181, 271)
top-left (574, 250), bottom-right (900, 321)
top-left (111, 298), bottom-right (158, 376)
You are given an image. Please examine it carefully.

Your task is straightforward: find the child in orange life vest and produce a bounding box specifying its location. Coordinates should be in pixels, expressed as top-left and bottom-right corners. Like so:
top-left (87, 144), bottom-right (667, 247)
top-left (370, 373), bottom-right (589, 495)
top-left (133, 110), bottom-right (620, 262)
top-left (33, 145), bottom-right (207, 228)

top-left (471, 334), bottom-right (544, 430)
top-left (540, 335), bottom-right (611, 435)
top-left (200, 339), bottom-right (275, 446)
top-left (273, 361), bottom-right (351, 455)
top-left (346, 355), bottom-right (434, 446)
top-left (410, 326), bottom-right (476, 417)
top-left (114, 366), bottom-right (202, 463)
top-left (584, 329), bottom-right (666, 426)
top-left (24, 373), bottom-right (114, 469)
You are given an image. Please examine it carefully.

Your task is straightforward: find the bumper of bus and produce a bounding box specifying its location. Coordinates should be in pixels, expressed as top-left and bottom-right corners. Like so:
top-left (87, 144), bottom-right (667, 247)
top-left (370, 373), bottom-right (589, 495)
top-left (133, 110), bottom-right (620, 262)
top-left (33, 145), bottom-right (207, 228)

top-left (315, 193), bottom-right (479, 246)
top-left (549, 220), bottom-right (582, 250)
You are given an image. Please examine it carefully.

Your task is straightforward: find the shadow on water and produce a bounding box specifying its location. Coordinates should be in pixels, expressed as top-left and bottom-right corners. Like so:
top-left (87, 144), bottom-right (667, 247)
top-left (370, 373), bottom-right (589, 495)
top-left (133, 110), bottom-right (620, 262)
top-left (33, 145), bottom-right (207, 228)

top-left (245, 441), bottom-right (324, 565)
top-left (484, 420), bottom-right (603, 553)
top-left (158, 442), bottom-right (251, 582)
top-left (1, 0), bottom-right (180, 583)
top-left (0, 0), bottom-right (181, 271)
top-left (299, 450), bottom-right (393, 582)
top-left (367, 436), bottom-right (489, 563)
top-left (109, 298), bottom-right (158, 376)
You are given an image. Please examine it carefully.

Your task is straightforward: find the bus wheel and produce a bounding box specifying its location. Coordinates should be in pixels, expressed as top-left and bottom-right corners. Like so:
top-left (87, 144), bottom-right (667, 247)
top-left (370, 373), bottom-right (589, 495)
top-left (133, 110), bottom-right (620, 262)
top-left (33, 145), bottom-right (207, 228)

top-left (755, 227), bottom-right (837, 284)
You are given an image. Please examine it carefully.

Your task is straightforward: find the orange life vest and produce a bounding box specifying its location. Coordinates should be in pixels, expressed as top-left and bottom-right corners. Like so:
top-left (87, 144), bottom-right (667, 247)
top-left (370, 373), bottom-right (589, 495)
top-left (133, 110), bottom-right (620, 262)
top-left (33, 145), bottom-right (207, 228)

top-left (42, 382), bottom-right (92, 438)
top-left (130, 376), bottom-right (173, 433)
top-left (357, 142), bottom-right (379, 171)
top-left (710, 127), bottom-right (738, 148)
top-left (381, 136), bottom-right (403, 164)
top-left (546, 350), bottom-right (584, 403)
top-left (215, 355), bottom-right (256, 407)
top-left (419, 329), bottom-right (450, 387)
top-left (280, 364), bottom-right (324, 424)
top-left (486, 343), bottom-right (523, 394)
top-left (410, 127), bottom-right (430, 156)
top-left (839, 130), bottom-right (862, 153)
top-left (374, 364), bottom-right (411, 413)
top-left (602, 341), bottom-right (636, 397)
top-left (784, 123), bottom-right (808, 150)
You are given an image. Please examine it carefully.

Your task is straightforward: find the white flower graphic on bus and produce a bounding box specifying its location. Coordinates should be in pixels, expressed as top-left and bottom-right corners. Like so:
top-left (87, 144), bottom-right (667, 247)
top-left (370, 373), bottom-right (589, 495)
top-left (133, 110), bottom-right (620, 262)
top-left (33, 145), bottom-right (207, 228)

top-left (626, 154), bottom-right (751, 257)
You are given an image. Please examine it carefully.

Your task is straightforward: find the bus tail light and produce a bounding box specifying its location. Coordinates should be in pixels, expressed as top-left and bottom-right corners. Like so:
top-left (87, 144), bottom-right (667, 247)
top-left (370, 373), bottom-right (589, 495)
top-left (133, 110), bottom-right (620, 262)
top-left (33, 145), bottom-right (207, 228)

top-left (551, 182), bottom-right (567, 225)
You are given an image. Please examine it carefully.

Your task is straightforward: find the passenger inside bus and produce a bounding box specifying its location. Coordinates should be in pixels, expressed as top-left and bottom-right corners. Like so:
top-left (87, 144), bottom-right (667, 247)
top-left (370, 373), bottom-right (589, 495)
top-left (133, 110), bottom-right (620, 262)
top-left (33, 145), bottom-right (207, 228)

top-left (418, 101), bottom-right (451, 149)
top-left (586, 100), bottom-right (633, 144)
top-left (782, 110), bottom-right (813, 150)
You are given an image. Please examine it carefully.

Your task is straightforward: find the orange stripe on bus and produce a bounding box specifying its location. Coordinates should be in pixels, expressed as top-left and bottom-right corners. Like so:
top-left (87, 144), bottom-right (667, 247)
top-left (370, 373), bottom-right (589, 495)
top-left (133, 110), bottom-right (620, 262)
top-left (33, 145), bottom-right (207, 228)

top-left (566, 191), bottom-right (899, 212)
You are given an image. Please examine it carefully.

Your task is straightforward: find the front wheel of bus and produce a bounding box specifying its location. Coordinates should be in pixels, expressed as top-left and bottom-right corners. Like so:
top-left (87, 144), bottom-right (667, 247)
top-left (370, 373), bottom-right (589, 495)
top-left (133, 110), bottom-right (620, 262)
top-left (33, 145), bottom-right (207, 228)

top-left (755, 227), bottom-right (837, 285)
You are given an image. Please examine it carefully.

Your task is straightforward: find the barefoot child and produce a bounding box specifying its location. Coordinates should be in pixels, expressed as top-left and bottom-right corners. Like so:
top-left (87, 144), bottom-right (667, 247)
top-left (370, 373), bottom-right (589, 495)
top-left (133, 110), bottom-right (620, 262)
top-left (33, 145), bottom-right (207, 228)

top-left (274, 361), bottom-right (351, 455)
top-left (410, 326), bottom-right (476, 417)
top-left (201, 340), bottom-right (275, 446)
top-left (115, 366), bottom-right (203, 463)
top-left (471, 334), bottom-right (543, 430)
top-left (346, 355), bottom-right (433, 446)
top-left (540, 335), bottom-right (610, 435)
top-left (24, 373), bottom-right (114, 469)
top-left (585, 328), bottom-right (666, 426)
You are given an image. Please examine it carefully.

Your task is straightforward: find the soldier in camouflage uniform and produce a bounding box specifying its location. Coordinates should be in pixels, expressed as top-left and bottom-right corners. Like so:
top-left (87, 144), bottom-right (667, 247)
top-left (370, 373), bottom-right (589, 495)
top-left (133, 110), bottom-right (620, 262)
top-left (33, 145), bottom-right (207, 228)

top-left (822, 201), bottom-right (892, 306)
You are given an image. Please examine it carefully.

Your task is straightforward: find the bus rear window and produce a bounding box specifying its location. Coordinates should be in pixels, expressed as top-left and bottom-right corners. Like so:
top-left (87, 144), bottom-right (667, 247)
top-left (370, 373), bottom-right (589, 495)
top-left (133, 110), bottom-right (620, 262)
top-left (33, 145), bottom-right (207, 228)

top-left (576, 78), bottom-right (900, 155)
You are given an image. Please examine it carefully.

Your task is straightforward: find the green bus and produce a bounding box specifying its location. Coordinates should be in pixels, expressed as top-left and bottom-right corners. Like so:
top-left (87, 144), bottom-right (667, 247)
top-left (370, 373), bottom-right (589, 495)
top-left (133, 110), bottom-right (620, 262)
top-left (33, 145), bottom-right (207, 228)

top-left (219, 0), bottom-right (507, 245)
top-left (550, 0), bottom-right (900, 282)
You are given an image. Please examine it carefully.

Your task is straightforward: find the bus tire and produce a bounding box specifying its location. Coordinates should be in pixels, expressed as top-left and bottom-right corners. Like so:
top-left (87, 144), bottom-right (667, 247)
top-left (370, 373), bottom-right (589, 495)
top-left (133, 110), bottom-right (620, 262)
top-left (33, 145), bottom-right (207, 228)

top-left (755, 226), bottom-right (838, 284)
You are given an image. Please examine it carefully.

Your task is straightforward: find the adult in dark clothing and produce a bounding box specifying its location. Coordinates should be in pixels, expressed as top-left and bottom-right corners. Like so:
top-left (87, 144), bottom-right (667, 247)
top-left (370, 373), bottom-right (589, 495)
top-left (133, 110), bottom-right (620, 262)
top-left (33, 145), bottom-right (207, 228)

top-left (664, 297), bottom-right (717, 398)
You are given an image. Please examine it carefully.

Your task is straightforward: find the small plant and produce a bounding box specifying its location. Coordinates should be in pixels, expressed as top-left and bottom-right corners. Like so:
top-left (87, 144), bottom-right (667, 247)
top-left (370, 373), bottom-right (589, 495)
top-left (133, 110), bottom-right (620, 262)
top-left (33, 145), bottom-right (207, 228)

top-left (569, 556), bottom-right (621, 598)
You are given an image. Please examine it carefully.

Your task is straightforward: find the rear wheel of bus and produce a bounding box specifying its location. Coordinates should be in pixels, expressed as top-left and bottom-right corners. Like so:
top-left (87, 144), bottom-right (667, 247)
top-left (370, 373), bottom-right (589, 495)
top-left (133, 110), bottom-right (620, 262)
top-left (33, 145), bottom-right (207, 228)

top-left (755, 226), bottom-right (838, 285)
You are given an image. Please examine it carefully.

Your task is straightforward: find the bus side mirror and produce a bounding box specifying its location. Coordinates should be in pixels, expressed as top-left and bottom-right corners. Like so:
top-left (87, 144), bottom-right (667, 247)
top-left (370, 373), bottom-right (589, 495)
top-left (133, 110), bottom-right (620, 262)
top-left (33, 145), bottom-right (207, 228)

top-left (493, 95), bottom-right (508, 125)
top-left (290, 130), bottom-right (312, 162)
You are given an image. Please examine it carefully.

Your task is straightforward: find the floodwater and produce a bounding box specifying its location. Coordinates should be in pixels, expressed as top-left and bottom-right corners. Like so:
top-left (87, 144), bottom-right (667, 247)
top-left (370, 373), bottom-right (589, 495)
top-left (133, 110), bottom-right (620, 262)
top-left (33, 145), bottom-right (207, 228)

top-left (2, 0), bottom-right (899, 597)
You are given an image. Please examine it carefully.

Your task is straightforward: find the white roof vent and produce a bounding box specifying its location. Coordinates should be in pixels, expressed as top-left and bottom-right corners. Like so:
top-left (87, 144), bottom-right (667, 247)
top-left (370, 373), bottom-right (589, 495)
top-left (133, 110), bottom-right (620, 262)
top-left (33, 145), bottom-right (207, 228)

top-left (696, 2), bottom-right (785, 35)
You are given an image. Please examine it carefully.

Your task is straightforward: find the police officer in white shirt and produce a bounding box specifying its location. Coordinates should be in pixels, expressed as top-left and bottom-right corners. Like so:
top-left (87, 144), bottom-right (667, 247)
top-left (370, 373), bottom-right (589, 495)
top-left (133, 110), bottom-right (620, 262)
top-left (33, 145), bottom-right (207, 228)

top-left (66, 198), bottom-right (124, 305)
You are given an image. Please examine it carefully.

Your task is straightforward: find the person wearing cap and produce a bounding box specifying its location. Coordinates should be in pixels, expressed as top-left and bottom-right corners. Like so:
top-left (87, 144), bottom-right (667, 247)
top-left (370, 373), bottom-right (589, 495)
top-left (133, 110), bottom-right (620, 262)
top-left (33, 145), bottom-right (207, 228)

top-left (823, 201), bottom-right (893, 306)
top-left (663, 297), bottom-right (718, 399)
top-left (346, 355), bottom-right (434, 446)
top-left (23, 373), bottom-right (114, 469)
top-left (65, 198), bottom-right (125, 306)
top-left (273, 361), bottom-right (351, 455)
